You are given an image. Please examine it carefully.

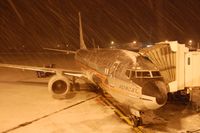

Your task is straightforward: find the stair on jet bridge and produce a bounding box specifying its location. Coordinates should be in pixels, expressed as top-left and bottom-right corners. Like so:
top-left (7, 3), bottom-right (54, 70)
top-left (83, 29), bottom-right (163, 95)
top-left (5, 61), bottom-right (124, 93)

top-left (140, 43), bottom-right (176, 84)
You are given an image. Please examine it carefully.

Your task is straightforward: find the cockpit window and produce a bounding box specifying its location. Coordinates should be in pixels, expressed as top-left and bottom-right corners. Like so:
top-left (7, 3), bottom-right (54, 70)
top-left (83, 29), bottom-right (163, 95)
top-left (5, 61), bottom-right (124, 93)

top-left (141, 71), bottom-right (151, 77)
top-left (126, 70), bottom-right (161, 79)
top-left (152, 71), bottom-right (161, 77)
top-left (132, 71), bottom-right (136, 77)
top-left (136, 72), bottom-right (142, 77)
top-left (125, 70), bottom-right (130, 78)
top-left (136, 71), bottom-right (151, 78)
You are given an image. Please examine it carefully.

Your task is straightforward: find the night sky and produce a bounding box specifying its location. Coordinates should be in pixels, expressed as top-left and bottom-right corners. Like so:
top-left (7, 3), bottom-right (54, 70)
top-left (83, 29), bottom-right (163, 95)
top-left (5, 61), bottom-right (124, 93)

top-left (1, 0), bottom-right (200, 51)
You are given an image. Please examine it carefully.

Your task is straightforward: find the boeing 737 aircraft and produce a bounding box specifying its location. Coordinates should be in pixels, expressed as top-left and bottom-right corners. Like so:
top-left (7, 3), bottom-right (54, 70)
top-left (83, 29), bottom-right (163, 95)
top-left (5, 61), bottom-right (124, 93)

top-left (0, 13), bottom-right (168, 126)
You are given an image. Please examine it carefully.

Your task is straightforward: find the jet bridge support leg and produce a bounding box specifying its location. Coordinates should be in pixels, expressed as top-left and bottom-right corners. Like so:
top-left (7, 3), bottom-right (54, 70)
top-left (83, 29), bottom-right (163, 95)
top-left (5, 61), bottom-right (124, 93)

top-left (168, 88), bottom-right (190, 104)
top-left (190, 87), bottom-right (200, 112)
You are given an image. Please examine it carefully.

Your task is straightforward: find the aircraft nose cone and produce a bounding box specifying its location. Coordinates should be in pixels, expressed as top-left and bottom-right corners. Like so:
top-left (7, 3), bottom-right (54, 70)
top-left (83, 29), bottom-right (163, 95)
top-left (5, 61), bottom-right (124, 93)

top-left (142, 81), bottom-right (167, 105)
top-left (155, 90), bottom-right (167, 105)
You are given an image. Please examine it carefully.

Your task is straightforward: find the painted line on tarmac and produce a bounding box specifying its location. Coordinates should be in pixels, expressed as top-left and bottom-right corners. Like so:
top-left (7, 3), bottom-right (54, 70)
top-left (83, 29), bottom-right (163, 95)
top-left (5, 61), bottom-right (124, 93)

top-left (2, 95), bottom-right (99, 133)
top-left (100, 95), bottom-right (145, 133)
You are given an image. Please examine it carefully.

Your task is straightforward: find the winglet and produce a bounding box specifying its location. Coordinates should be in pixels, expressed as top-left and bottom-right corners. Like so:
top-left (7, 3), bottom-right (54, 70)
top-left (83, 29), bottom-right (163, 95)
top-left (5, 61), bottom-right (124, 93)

top-left (79, 12), bottom-right (87, 49)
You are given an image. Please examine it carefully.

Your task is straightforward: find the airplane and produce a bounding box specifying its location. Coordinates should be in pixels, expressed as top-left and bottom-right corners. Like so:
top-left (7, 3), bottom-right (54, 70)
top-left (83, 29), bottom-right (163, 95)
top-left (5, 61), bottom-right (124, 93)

top-left (0, 12), bottom-right (168, 126)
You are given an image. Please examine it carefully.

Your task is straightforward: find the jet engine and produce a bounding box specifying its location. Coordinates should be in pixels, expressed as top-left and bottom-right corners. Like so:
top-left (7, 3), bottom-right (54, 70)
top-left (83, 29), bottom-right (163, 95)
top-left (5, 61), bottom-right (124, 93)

top-left (48, 75), bottom-right (71, 99)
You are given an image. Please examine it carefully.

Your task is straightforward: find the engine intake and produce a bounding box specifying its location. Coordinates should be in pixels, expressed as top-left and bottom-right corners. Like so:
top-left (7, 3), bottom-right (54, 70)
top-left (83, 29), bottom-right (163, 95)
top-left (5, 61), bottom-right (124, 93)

top-left (48, 75), bottom-right (71, 99)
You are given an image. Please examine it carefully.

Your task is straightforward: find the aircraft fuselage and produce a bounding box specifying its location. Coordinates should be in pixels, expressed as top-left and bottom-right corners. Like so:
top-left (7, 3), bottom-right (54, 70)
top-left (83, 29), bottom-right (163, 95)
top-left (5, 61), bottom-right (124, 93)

top-left (75, 48), bottom-right (168, 114)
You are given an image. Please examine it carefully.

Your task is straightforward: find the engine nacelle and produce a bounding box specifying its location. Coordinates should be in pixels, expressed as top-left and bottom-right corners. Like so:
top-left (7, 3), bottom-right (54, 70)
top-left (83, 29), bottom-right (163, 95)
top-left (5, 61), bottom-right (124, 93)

top-left (48, 75), bottom-right (71, 99)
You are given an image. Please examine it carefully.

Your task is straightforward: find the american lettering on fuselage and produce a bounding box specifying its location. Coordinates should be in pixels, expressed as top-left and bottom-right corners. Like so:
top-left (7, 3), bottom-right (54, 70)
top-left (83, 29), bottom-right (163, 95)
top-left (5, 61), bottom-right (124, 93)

top-left (0, 12), bottom-right (168, 126)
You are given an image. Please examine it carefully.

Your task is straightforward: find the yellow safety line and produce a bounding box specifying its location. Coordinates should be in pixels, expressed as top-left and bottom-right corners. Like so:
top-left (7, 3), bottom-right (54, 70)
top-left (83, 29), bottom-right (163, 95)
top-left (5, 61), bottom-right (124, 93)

top-left (100, 96), bottom-right (132, 125)
top-left (100, 96), bottom-right (145, 133)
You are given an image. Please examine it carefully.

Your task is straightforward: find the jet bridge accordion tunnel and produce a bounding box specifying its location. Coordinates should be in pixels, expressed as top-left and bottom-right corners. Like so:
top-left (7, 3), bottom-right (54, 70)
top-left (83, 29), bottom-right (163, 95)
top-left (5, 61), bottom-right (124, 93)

top-left (140, 41), bottom-right (200, 93)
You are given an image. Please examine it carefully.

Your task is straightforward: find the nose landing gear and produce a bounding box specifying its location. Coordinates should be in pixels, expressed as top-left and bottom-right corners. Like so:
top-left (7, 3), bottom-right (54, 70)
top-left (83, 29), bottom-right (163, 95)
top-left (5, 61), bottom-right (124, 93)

top-left (129, 108), bottom-right (143, 126)
top-left (129, 115), bottom-right (143, 126)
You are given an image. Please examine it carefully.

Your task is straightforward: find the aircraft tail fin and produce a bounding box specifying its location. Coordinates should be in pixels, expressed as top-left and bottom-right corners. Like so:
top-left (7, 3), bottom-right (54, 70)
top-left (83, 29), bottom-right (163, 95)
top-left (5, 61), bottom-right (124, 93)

top-left (79, 12), bottom-right (87, 49)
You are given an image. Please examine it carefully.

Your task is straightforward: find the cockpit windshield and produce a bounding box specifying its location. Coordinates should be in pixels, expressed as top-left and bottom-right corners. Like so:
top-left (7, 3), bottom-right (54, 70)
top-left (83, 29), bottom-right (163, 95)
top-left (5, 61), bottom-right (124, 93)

top-left (152, 71), bottom-right (161, 77)
top-left (126, 70), bottom-right (161, 79)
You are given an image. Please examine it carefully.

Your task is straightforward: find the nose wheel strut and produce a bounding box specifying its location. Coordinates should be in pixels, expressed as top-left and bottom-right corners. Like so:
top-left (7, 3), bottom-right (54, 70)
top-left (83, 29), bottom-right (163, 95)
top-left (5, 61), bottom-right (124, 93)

top-left (129, 115), bottom-right (143, 127)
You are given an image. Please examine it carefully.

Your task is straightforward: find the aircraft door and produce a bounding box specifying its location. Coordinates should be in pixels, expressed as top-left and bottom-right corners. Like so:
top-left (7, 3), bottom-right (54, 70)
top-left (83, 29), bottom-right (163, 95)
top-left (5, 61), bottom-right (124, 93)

top-left (108, 61), bottom-right (120, 77)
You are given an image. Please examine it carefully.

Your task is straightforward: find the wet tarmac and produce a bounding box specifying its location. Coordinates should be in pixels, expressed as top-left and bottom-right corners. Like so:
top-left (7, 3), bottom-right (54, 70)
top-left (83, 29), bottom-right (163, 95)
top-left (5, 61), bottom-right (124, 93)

top-left (0, 69), bottom-right (132, 133)
top-left (0, 53), bottom-right (200, 133)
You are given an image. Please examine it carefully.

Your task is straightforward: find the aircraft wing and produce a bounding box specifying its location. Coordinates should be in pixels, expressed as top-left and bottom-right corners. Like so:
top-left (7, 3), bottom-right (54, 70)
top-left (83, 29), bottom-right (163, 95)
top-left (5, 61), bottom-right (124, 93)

top-left (43, 48), bottom-right (76, 54)
top-left (0, 63), bottom-right (84, 78)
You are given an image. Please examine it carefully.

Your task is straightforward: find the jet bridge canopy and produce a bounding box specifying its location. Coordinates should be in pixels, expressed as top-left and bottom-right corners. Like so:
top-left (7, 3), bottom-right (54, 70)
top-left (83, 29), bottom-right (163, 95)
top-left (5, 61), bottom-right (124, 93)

top-left (139, 41), bottom-right (200, 92)
top-left (140, 42), bottom-right (177, 84)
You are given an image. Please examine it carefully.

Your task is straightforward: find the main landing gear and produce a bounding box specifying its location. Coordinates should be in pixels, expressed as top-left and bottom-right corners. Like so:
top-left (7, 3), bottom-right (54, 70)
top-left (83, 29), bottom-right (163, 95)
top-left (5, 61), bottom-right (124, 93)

top-left (70, 77), bottom-right (80, 91)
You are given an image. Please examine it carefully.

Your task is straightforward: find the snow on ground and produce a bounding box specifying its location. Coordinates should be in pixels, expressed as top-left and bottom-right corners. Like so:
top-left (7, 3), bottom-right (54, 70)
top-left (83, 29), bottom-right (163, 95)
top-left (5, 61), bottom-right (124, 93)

top-left (7, 94), bottom-right (132, 133)
top-left (0, 68), bottom-right (132, 133)
top-left (0, 53), bottom-right (200, 133)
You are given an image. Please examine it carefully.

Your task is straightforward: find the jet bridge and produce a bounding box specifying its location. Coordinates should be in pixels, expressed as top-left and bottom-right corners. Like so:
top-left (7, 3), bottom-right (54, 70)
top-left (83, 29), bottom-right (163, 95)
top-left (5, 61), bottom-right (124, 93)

top-left (140, 41), bottom-right (200, 93)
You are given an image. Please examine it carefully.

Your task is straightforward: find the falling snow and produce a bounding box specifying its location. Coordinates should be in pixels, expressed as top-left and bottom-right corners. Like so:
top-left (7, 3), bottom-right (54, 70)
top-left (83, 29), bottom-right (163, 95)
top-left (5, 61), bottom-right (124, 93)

top-left (1, 0), bottom-right (200, 51)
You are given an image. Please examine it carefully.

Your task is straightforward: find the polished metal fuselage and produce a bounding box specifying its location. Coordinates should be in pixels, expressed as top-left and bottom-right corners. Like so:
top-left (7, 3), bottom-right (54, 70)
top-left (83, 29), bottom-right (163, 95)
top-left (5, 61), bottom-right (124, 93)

top-left (75, 48), bottom-right (167, 111)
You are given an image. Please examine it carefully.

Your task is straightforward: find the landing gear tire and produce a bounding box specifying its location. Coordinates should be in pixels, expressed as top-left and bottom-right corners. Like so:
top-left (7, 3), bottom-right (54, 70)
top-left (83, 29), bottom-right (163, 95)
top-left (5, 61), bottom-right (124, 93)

top-left (130, 115), bottom-right (143, 127)
top-left (71, 77), bottom-right (80, 91)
